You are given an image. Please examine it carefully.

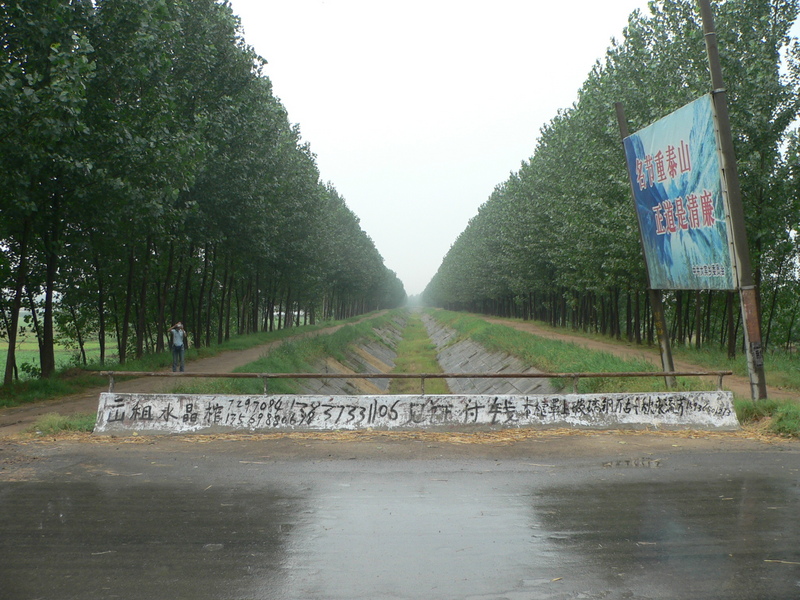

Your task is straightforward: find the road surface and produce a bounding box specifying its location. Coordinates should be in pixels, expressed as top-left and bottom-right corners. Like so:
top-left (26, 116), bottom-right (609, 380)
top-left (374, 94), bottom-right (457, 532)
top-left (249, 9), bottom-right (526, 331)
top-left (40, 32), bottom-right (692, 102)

top-left (1, 431), bottom-right (798, 599)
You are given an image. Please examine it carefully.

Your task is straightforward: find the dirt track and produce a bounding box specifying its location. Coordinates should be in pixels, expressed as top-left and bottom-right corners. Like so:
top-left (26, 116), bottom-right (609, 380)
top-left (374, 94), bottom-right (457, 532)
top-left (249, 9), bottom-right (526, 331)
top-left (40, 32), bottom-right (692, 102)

top-left (482, 315), bottom-right (798, 402)
top-left (0, 320), bottom-right (361, 437)
top-left (1, 312), bottom-right (796, 438)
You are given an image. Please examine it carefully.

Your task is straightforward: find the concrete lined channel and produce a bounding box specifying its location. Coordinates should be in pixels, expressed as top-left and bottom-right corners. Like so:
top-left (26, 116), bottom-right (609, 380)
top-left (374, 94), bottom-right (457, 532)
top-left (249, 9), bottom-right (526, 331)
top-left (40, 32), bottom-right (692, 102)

top-left (421, 313), bottom-right (556, 395)
top-left (288, 310), bottom-right (557, 396)
top-left (92, 311), bottom-right (739, 434)
top-left (295, 314), bottom-right (406, 395)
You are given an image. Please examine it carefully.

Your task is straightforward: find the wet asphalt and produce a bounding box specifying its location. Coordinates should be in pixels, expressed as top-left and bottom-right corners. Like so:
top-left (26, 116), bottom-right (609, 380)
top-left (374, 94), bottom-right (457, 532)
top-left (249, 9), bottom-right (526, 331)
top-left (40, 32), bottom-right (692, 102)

top-left (1, 437), bottom-right (799, 600)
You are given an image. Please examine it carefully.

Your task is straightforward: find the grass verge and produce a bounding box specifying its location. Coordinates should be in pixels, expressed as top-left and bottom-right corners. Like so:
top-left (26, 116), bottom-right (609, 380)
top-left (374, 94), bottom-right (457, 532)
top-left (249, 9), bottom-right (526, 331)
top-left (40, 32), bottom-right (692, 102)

top-left (431, 309), bottom-right (800, 438)
top-left (0, 315), bottom-right (382, 408)
top-left (389, 313), bottom-right (449, 394)
top-left (734, 398), bottom-right (800, 437)
top-left (0, 370), bottom-right (109, 409)
top-left (168, 311), bottom-right (401, 396)
top-left (428, 309), bottom-right (705, 394)
top-left (27, 412), bottom-right (97, 435)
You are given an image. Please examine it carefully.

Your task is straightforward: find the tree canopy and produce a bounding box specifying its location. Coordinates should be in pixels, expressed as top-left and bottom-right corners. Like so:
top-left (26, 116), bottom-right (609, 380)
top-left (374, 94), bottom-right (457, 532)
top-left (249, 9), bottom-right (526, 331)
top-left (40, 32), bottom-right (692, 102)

top-left (1, 0), bottom-right (405, 382)
top-left (425, 0), bottom-right (800, 353)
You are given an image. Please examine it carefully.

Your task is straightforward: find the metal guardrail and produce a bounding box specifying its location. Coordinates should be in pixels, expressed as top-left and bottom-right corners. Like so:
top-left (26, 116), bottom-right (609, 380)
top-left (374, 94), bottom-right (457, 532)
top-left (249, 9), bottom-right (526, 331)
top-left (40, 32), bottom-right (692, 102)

top-left (100, 370), bottom-right (733, 395)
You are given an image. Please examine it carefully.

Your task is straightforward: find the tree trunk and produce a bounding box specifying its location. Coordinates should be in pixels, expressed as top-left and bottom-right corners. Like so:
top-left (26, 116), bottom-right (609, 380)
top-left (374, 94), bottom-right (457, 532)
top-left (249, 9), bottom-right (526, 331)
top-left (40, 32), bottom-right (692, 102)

top-left (785, 305), bottom-right (797, 351)
top-left (284, 287), bottom-right (292, 329)
top-left (225, 273), bottom-right (233, 341)
top-left (92, 245), bottom-right (106, 365)
top-left (119, 248), bottom-right (135, 364)
top-left (195, 244), bottom-right (209, 348)
top-left (694, 290), bottom-right (702, 349)
top-left (135, 237), bottom-right (152, 359)
top-left (206, 247), bottom-right (217, 347)
top-left (726, 291), bottom-right (736, 359)
top-left (181, 243), bottom-right (194, 327)
top-left (40, 194), bottom-right (61, 378)
top-left (69, 304), bottom-right (87, 365)
top-left (3, 220), bottom-right (29, 385)
top-left (217, 258), bottom-right (230, 345)
top-left (156, 242), bottom-right (175, 353)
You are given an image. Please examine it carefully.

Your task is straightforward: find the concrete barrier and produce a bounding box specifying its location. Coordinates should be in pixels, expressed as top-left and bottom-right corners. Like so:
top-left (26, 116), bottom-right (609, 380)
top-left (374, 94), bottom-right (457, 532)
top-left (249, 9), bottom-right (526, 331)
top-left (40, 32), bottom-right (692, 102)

top-left (94, 390), bottom-right (739, 435)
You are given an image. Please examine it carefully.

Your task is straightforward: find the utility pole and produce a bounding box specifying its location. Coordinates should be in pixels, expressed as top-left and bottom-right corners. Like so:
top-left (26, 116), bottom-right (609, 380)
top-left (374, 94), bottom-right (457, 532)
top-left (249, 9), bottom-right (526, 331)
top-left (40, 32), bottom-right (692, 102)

top-left (697, 0), bottom-right (767, 400)
top-left (615, 102), bottom-right (676, 389)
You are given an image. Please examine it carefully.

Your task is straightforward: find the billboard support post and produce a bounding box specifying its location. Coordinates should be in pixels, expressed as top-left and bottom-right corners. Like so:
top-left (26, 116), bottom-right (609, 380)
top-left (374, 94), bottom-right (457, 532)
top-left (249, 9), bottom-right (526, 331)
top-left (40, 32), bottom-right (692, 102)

top-left (698, 0), bottom-right (767, 400)
top-left (615, 102), bottom-right (676, 389)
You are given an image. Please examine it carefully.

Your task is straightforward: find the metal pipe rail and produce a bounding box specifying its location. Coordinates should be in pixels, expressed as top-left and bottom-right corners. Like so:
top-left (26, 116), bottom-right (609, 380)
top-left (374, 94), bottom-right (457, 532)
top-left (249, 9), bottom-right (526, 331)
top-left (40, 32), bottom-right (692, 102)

top-left (100, 370), bottom-right (733, 395)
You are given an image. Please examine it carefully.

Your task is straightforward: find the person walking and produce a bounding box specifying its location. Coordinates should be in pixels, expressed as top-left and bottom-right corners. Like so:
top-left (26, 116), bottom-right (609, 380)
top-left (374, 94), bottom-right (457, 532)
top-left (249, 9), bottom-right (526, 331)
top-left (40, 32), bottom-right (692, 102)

top-left (167, 322), bottom-right (187, 372)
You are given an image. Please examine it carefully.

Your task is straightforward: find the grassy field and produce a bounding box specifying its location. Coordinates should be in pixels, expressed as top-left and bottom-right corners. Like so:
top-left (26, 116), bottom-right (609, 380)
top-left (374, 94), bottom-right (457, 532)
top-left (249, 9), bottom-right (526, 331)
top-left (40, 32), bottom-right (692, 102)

top-left (0, 338), bottom-right (100, 379)
top-left (167, 312), bottom-right (399, 397)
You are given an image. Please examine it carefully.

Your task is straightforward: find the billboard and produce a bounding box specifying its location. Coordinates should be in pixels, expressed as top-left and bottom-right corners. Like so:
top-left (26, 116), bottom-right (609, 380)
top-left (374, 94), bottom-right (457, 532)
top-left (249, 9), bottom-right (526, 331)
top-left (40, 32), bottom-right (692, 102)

top-left (623, 94), bottom-right (736, 290)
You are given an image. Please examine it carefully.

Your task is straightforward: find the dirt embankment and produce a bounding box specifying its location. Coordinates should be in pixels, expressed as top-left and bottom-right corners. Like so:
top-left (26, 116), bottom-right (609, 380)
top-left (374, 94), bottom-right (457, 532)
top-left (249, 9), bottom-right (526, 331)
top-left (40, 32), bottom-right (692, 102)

top-left (480, 315), bottom-right (797, 402)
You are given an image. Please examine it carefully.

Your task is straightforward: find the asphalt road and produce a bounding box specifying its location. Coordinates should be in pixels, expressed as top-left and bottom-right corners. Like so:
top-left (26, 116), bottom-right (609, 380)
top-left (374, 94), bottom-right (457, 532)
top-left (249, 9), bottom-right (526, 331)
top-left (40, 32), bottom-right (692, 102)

top-left (1, 431), bottom-right (799, 600)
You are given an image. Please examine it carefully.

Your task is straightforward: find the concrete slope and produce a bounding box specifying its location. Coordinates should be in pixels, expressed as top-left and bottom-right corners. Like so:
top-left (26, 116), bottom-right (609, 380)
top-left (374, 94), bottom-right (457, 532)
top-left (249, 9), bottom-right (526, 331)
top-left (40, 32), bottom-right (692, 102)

top-left (422, 314), bottom-right (557, 395)
top-left (297, 315), bottom-right (405, 395)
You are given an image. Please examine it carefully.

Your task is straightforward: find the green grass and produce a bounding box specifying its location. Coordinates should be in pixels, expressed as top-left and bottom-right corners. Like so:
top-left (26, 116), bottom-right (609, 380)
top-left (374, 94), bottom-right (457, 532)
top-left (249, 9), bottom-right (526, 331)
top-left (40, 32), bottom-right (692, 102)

top-left (428, 309), bottom-right (706, 394)
top-left (733, 397), bottom-right (800, 437)
top-left (0, 370), bottom-right (109, 409)
top-left (389, 313), bottom-right (449, 395)
top-left (431, 309), bottom-right (800, 438)
top-left (27, 412), bottom-right (97, 435)
top-left (672, 344), bottom-right (800, 391)
top-left (167, 311), bottom-right (401, 396)
top-left (0, 316), bottom-right (368, 407)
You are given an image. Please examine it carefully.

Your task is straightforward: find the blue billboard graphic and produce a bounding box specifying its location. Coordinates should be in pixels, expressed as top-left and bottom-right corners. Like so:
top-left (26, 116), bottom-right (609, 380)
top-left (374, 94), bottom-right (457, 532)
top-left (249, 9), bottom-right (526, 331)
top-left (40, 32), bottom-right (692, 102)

top-left (623, 95), bottom-right (735, 290)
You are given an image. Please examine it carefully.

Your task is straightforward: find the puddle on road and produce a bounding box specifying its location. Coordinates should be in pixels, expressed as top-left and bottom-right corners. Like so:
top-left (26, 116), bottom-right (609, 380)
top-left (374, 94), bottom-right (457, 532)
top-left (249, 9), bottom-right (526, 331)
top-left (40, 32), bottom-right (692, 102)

top-left (533, 477), bottom-right (800, 598)
top-left (1, 473), bottom-right (798, 599)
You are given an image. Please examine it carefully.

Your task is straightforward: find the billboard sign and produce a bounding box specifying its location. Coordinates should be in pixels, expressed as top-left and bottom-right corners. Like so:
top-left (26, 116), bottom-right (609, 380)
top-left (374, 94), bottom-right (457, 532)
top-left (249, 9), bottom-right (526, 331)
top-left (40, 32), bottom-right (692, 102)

top-left (623, 94), bottom-right (736, 290)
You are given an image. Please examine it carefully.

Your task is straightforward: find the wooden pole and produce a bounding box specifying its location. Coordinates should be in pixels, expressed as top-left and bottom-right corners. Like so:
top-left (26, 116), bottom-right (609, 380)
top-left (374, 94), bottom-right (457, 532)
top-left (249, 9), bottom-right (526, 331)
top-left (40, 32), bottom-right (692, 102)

top-left (697, 0), bottom-right (767, 400)
top-left (615, 102), bottom-right (677, 389)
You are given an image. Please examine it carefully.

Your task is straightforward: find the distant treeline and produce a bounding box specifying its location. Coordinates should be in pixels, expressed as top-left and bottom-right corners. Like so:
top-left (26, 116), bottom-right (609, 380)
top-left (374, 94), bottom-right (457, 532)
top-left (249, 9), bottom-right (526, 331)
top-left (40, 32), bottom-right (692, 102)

top-left (424, 0), bottom-right (800, 355)
top-left (1, 0), bottom-right (406, 383)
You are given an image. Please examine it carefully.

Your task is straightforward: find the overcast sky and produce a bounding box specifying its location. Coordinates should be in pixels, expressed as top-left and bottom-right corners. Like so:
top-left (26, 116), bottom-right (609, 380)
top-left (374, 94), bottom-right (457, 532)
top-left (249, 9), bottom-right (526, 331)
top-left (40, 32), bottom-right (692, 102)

top-left (226, 0), bottom-right (655, 296)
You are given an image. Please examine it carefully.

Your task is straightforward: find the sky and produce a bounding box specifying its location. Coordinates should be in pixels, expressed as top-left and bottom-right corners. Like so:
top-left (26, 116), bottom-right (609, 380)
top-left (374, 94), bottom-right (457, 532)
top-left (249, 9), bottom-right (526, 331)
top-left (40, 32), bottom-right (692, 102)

top-left (225, 0), bottom-right (655, 296)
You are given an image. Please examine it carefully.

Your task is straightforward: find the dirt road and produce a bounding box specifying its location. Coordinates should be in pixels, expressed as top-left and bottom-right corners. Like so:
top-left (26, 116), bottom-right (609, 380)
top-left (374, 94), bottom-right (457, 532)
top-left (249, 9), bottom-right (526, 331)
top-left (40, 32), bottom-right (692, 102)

top-left (481, 315), bottom-right (797, 402)
top-left (1, 427), bottom-right (798, 600)
top-left (0, 320), bottom-right (365, 437)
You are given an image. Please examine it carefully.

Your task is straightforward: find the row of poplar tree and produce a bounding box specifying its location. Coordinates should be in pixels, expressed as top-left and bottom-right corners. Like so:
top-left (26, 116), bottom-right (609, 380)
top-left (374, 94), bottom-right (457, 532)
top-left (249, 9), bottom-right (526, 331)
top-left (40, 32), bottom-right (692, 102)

top-left (0, 0), bottom-right (406, 383)
top-left (424, 0), bottom-right (800, 356)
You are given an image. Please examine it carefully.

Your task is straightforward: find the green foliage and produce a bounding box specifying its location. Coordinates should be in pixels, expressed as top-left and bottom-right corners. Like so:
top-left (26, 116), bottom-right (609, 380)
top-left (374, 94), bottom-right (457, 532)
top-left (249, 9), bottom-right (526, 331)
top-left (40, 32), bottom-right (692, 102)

top-left (28, 412), bottom-right (96, 435)
top-left (735, 397), bottom-right (800, 438)
top-left (390, 313), bottom-right (449, 394)
top-left (423, 0), bottom-right (800, 354)
top-left (0, 0), bottom-right (405, 386)
top-left (431, 309), bottom-right (707, 394)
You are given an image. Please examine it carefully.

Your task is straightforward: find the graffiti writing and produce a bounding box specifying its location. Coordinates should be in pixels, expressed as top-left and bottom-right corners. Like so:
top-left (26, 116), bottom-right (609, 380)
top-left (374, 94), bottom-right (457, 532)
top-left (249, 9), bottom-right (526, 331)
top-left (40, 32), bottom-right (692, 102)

top-left (95, 391), bottom-right (737, 434)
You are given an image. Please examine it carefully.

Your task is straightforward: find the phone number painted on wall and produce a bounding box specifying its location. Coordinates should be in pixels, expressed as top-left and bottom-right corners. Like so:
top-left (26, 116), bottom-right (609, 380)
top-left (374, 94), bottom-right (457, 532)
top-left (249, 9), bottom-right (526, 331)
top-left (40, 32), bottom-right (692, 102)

top-left (94, 391), bottom-right (738, 434)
